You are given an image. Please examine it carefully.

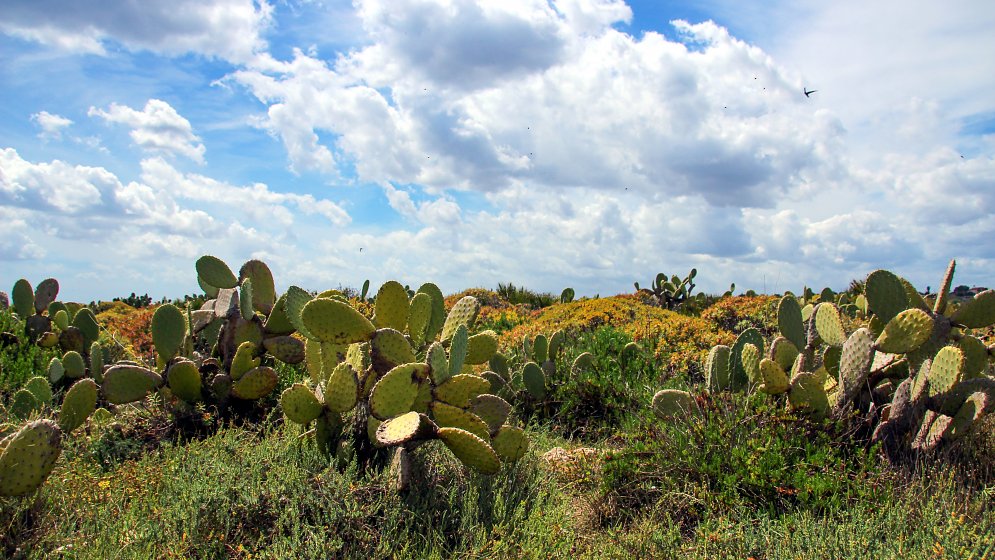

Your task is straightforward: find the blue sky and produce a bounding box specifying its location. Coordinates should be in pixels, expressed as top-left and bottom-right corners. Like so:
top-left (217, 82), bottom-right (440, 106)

top-left (1, 0), bottom-right (993, 302)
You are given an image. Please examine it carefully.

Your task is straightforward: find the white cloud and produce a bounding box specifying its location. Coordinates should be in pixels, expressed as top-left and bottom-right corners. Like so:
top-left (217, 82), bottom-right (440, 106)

top-left (31, 111), bottom-right (73, 140)
top-left (0, 207), bottom-right (45, 260)
top-left (0, 0), bottom-right (273, 63)
top-left (89, 99), bottom-right (206, 164)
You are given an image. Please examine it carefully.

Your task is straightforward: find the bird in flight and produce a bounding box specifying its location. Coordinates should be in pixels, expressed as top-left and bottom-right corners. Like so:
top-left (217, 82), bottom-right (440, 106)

top-left (804, 88), bottom-right (818, 98)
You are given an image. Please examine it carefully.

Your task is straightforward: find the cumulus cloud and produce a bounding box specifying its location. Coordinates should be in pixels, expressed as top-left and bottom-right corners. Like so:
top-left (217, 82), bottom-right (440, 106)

top-left (31, 111), bottom-right (73, 140)
top-left (89, 99), bottom-right (206, 163)
top-left (0, 0), bottom-right (273, 63)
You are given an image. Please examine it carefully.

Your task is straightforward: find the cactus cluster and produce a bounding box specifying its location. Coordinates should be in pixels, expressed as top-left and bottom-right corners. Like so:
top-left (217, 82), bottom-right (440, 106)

top-left (279, 281), bottom-right (527, 478)
top-left (515, 330), bottom-right (567, 400)
top-left (635, 269), bottom-right (702, 310)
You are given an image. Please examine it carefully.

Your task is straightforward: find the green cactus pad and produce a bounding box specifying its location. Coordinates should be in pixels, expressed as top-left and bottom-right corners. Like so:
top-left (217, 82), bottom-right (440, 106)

top-left (787, 372), bottom-right (830, 419)
top-left (56, 325), bottom-right (82, 353)
top-left (239, 260), bottom-right (276, 315)
top-left (652, 389), bottom-right (696, 420)
top-left (448, 325), bottom-right (469, 378)
top-left (371, 328), bottom-right (417, 372)
top-left (822, 345), bottom-right (842, 379)
top-left (865, 269), bottom-right (908, 325)
top-left (280, 383), bottom-right (324, 424)
top-left (957, 336), bottom-right (989, 379)
top-left (486, 353), bottom-right (509, 379)
top-left (407, 292), bottom-right (433, 347)
top-left (441, 296), bottom-right (480, 342)
top-left (24, 377), bottom-right (53, 406)
top-left (927, 346), bottom-right (965, 399)
top-left (777, 296), bottom-right (805, 351)
top-left (411, 379), bottom-right (433, 413)
top-left (435, 374), bottom-right (491, 408)
top-left (282, 286), bottom-right (317, 340)
top-left (874, 308), bottom-right (933, 354)
top-left (466, 330), bottom-right (499, 365)
top-left (263, 293), bottom-right (295, 335)
top-left (373, 281), bottom-right (410, 331)
top-left (59, 379), bottom-right (98, 433)
top-left (102, 365), bottom-right (163, 404)
top-left (376, 411), bottom-right (439, 446)
top-left (151, 304), bottom-right (186, 362)
top-left (53, 309), bottom-right (69, 331)
top-left (759, 359), bottom-right (789, 395)
top-left (210, 373), bottom-right (233, 401)
top-left (370, 363), bottom-right (428, 420)
top-left (934, 260), bottom-right (957, 315)
top-left (12, 279), bottom-right (34, 317)
top-left (430, 401), bottom-right (490, 441)
top-left (900, 277), bottom-right (930, 311)
top-left (705, 345), bottom-right (732, 393)
top-left (548, 329), bottom-right (566, 359)
top-left (910, 358), bottom-right (931, 403)
top-left (729, 330), bottom-right (763, 391)
top-left (481, 371), bottom-right (507, 394)
top-left (230, 341), bottom-right (261, 381)
top-left (47, 357), bottom-right (65, 384)
top-left (231, 317), bottom-right (264, 351)
top-left (531, 334), bottom-right (549, 363)
top-left (423, 342), bottom-right (448, 385)
top-left (838, 328), bottom-right (875, 408)
top-left (912, 410), bottom-right (949, 452)
top-left (491, 426), bottom-right (528, 462)
top-left (37, 331), bottom-right (59, 348)
top-left (471, 394), bottom-right (512, 433)
top-left (198, 275), bottom-right (220, 298)
top-left (572, 352), bottom-right (595, 372)
top-left (166, 360), bottom-right (202, 402)
top-left (951, 290), bottom-right (995, 329)
top-left (522, 361), bottom-right (546, 399)
top-left (814, 304), bottom-right (846, 346)
top-left (301, 298), bottom-right (376, 345)
top-left (239, 277), bottom-right (255, 320)
top-left (62, 350), bottom-right (86, 379)
top-left (0, 419), bottom-right (62, 497)
top-left (196, 255), bottom-right (238, 289)
top-left (261, 335), bottom-right (305, 364)
top-left (32, 278), bottom-right (59, 315)
top-left (231, 366), bottom-right (278, 400)
top-left (302, 338), bottom-right (323, 384)
top-left (316, 411), bottom-right (344, 457)
top-left (946, 391), bottom-right (991, 440)
top-left (740, 344), bottom-right (762, 386)
top-left (10, 389), bottom-right (39, 420)
top-left (438, 428), bottom-right (501, 475)
top-left (324, 362), bottom-right (360, 413)
top-left (416, 283), bottom-right (447, 342)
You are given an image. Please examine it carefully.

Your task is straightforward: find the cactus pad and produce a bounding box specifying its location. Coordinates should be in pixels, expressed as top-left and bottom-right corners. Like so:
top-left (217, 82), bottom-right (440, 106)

top-left (62, 350), bottom-right (86, 379)
top-left (651, 389), bottom-right (696, 420)
top-left (152, 304), bottom-right (186, 362)
top-left (371, 328), bottom-right (417, 372)
top-left (874, 308), bottom-right (933, 354)
top-left (407, 292), bottom-right (433, 346)
top-left (777, 296), bottom-right (805, 351)
top-left (957, 336), bottom-right (989, 379)
top-left (53, 309), bottom-right (69, 331)
top-left (0, 419), bottom-right (62, 497)
top-left (415, 283), bottom-right (446, 342)
top-left (471, 394), bottom-right (512, 433)
top-left (33, 278), bottom-right (59, 314)
top-left (946, 391), bottom-right (991, 440)
top-left (447, 325), bottom-right (469, 378)
top-left (788, 372), bottom-right (830, 419)
top-left (231, 366), bottom-right (278, 400)
top-left (166, 360), bottom-right (202, 402)
top-left (927, 346), bottom-right (965, 399)
top-left (430, 401), bottom-right (490, 440)
top-left (373, 281), bottom-right (410, 331)
top-left (437, 427), bottom-right (501, 475)
top-left (239, 277), bottom-right (255, 320)
top-left (435, 374), bottom-right (491, 408)
top-left (481, 371), bottom-right (507, 394)
top-left (59, 379), bottom-right (98, 433)
top-left (370, 363), bottom-right (427, 419)
top-left (522, 361), bottom-right (546, 399)
top-left (230, 341), bottom-right (261, 380)
top-left (12, 279), bottom-right (34, 317)
top-left (740, 344), bottom-right (761, 386)
top-left (283, 286), bottom-right (316, 340)
top-left (262, 335), bottom-right (305, 364)
top-left (705, 345), bottom-right (732, 393)
top-left (491, 426), bottom-right (528, 462)
top-left (102, 365), bottom-right (163, 404)
top-left (37, 331), bottom-right (59, 348)
top-left (950, 290), bottom-right (995, 329)
top-left (280, 383), bottom-right (324, 424)
top-left (814, 304), bottom-right (845, 346)
top-left (427, 342), bottom-right (450, 385)
top-left (10, 390), bottom-right (39, 420)
top-left (759, 359), bottom-right (789, 395)
top-left (376, 411), bottom-right (439, 446)
top-left (865, 269), bottom-right (908, 325)
top-left (441, 296), bottom-right (480, 342)
top-left (572, 352), bottom-right (595, 372)
top-left (466, 331), bottom-right (499, 365)
top-left (47, 357), bottom-right (65, 383)
top-left (239, 259), bottom-right (276, 315)
top-left (24, 377), bottom-right (53, 406)
top-left (324, 362), bottom-right (360, 413)
top-left (196, 255), bottom-right (238, 289)
top-left (531, 334), bottom-right (549, 363)
top-left (838, 328), bottom-right (875, 408)
top-left (302, 298), bottom-right (376, 345)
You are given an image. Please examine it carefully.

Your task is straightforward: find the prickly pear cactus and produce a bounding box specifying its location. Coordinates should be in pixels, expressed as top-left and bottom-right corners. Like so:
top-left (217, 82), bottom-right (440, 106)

top-left (0, 419), bottom-right (63, 497)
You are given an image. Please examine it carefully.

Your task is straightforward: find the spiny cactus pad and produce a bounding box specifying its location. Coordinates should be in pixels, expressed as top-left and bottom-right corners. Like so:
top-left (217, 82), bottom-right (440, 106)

top-left (471, 394), bottom-right (512, 433)
top-left (59, 379), bottom-right (98, 433)
top-left (865, 270), bottom-right (908, 325)
top-left (407, 292), bottom-right (433, 347)
top-left (491, 426), bottom-right (528, 462)
top-left (376, 411), bottom-right (439, 446)
top-left (430, 401), bottom-right (490, 440)
top-left (12, 279), bottom-right (34, 317)
top-left (280, 383), bottom-right (324, 424)
top-left (437, 427), bottom-right (501, 475)
top-left (759, 359), bottom-right (789, 395)
top-left (466, 331), bottom-right (499, 365)
top-left (0, 419), bottom-right (62, 497)
top-left (302, 298), bottom-right (376, 345)
top-left (372, 328), bottom-right (417, 371)
top-left (48, 357), bottom-right (65, 383)
top-left (950, 290), bottom-right (995, 329)
top-left (166, 360), bottom-right (202, 402)
top-left (522, 361), bottom-right (546, 399)
top-left (531, 334), bottom-right (549, 364)
top-left (374, 281), bottom-right (410, 331)
top-left (447, 325), bottom-right (469, 378)
top-left (416, 283), bottom-right (446, 342)
top-left (705, 345), bottom-right (732, 393)
top-left (777, 296), bottom-right (805, 351)
top-left (427, 342), bottom-right (450, 385)
top-left (239, 259), bottom-right (276, 315)
top-left (875, 308), bottom-right (933, 354)
top-left (62, 350), bottom-right (86, 378)
top-left (958, 336), bottom-right (989, 379)
top-left (572, 352), bottom-right (595, 372)
top-left (196, 255), bottom-right (238, 290)
top-left (24, 377), bottom-right (53, 406)
top-left (651, 389), bottom-right (696, 420)
top-left (230, 341), bottom-right (261, 380)
top-left (102, 365), bottom-right (163, 404)
top-left (435, 374), bottom-right (491, 408)
top-left (740, 344), bottom-right (762, 386)
top-left (262, 335), bottom-right (305, 364)
top-left (324, 362), bottom-right (360, 413)
top-left (788, 372), bottom-right (830, 419)
top-left (814, 304), bottom-right (846, 346)
top-left (441, 296), bottom-right (480, 342)
top-left (231, 366), bottom-right (278, 400)
top-left (152, 304), bottom-right (187, 362)
top-left (946, 391), bottom-right (991, 440)
top-left (370, 363), bottom-right (427, 419)
top-left (927, 346), bottom-right (965, 399)
top-left (838, 328), bottom-right (875, 408)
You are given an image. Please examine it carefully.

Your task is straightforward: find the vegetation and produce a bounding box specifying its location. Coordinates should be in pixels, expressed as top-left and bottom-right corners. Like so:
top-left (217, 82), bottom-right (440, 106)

top-left (2, 258), bottom-right (994, 559)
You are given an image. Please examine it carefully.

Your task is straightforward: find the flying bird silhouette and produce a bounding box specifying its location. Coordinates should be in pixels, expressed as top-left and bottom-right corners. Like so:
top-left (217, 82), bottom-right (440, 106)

top-left (804, 88), bottom-right (818, 98)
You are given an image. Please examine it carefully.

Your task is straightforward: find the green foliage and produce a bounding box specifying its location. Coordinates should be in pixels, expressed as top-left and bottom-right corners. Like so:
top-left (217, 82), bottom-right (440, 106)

top-left (496, 282), bottom-right (556, 309)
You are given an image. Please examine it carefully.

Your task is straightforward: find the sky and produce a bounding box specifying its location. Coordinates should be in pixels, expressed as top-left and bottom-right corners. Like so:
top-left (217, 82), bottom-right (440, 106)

top-left (1, 0), bottom-right (993, 302)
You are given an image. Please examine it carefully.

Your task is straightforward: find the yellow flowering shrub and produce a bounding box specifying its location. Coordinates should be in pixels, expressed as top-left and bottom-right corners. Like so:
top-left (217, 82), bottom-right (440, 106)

top-left (700, 295), bottom-right (779, 334)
